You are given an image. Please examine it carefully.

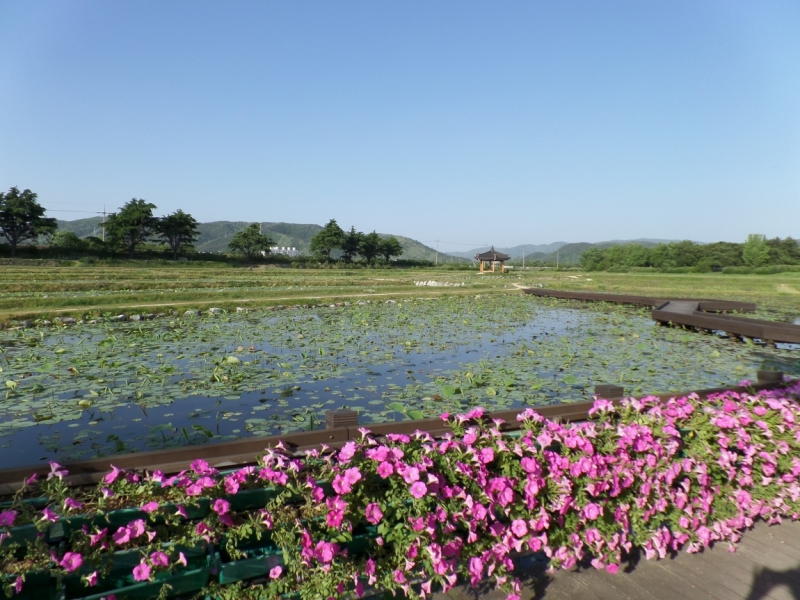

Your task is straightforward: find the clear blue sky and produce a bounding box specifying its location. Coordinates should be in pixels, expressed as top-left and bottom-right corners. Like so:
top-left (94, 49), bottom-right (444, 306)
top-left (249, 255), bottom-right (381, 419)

top-left (1, 1), bottom-right (798, 251)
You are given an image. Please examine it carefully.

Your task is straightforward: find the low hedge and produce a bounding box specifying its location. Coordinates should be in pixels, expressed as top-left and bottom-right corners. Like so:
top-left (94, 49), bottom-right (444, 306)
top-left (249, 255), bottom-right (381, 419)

top-left (2, 380), bottom-right (800, 599)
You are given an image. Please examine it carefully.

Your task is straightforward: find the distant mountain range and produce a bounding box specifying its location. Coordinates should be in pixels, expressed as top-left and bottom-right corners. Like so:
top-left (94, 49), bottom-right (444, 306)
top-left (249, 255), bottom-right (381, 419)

top-left (54, 218), bottom-right (684, 265)
top-left (447, 239), bottom-right (679, 261)
top-left (55, 218), bottom-right (469, 263)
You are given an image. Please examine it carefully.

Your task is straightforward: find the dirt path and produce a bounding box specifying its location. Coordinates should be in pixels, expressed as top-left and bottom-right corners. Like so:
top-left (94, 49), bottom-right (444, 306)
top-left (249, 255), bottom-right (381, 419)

top-left (777, 284), bottom-right (800, 295)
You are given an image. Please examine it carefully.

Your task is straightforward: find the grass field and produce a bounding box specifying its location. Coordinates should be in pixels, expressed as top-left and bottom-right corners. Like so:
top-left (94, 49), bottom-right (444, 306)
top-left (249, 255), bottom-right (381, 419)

top-left (0, 261), bottom-right (798, 322)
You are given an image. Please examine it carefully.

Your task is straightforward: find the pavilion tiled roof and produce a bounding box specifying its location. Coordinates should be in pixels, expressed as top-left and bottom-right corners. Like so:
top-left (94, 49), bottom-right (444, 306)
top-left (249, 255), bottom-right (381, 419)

top-left (474, 246), bottom-right (511, 261)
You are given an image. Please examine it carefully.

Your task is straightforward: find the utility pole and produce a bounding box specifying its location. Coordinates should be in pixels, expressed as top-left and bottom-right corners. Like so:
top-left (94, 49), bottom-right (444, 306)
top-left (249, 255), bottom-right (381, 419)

top-left (102, 205), bottom-right (106, 242)
top-left (435, 239), bottom-right (440, 266)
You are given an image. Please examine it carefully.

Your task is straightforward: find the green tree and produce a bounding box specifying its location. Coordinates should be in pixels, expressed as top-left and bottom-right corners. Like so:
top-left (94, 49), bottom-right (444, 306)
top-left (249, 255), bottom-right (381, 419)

top-left (359, 231), bottom-right (382, 265)
top-left (378, 236), bottom-right (404, 264)
top-left (309, 219), bottom-right (345, 261)
top-left (742, 234), bottom-right (770, 267)
top-left (766, 237), bottom-right (800, 265)
top-left (105, 198), bottom-right (157, 258)
top-left (228, 223), bottom-right (273, 261)
top-left (0, 187), bottom-right (57, 257)
top-left (341, 226), bottom-right (363, 263)
top-left (156, 210), bottom-right (200, 259)
top-left (50, 230), bottom-right (86, 252)
top-left (579, 247), bottom-right (606, 271)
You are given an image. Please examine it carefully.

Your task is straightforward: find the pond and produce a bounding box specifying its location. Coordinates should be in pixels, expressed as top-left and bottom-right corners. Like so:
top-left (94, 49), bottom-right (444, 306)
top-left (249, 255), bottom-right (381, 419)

top-left (0, 295), bottom-right (797, 468)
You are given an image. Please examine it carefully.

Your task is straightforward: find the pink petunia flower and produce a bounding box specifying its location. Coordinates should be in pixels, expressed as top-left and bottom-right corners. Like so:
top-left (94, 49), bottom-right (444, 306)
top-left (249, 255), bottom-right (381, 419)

top-left (48, 462), bottom-right (68, 480)
top-left (582, 503), bottom-right (602, 521)
top-left (511, 519), bottom-right (528, 538)
top-left (150, 551), bottom-right (169, 567)
top-left (410, 482), bottom-right (428, 499)
top-left (89, 528), bottom-right (107, 546)
top-left (64, 498), bottom-right (84, 511)
top-left (13, 577), bottom-right (22, 594)
top-left (60, 552), bottom-right (83, 572)
top-left (377, 462), bottom-right (394, 478)
top-left (0, 510), bottom-right (17, 527)
top-left (365, 503), bottom-right (383, 524)
top-left (112, 527), bottom-right (131, 545)
top-left (85, 571), bottom-right (98, 586)
top-left (212, 498), bottom-right (230, 515)
top-left (338, 441), bottom-right (357, 462)
top-left (141, 502), bottom-right (159, 514)
top-left (269, 566), bottom-right (283, 579)
top-left (132, 561), bottom-right (151, 582)
top-left (41, 507), bottom-right (59, 522)
top-left (177, 552), bottom-right (187, 567)
top-left (103, 465), bottom-right (123, 485)
top-left (128, 519), bottom-right (146, 538)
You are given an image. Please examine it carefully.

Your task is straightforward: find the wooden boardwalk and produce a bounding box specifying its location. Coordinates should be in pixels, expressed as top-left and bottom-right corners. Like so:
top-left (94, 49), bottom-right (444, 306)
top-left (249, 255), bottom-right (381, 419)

top-left (523, 288), bottom-right (800, 344)
top-left (435, 520), bottom-right (800, 600)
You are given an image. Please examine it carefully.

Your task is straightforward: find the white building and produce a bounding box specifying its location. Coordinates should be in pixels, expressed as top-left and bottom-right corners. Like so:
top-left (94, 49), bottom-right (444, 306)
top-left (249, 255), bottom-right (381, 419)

top-left (265, 246), bottom-right (298, 257)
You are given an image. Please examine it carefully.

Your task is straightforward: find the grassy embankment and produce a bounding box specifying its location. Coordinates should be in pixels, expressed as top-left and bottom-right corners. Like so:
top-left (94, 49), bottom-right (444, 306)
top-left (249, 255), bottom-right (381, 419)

top-left (0, 261), bottom-right (798, 322)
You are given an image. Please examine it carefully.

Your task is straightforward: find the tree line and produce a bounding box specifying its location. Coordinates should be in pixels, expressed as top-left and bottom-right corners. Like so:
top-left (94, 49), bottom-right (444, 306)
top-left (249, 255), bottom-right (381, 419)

top-left (579, 235), bottom-right (800, 271)
top-left (0, 189), bottom-right (405, 264)
top-left (309, 219), bottom-right (404, 264)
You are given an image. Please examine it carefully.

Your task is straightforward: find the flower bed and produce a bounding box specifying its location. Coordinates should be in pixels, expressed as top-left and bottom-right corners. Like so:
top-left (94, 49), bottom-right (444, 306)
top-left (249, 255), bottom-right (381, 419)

top-left (1, 379), bottom-right (799, 600)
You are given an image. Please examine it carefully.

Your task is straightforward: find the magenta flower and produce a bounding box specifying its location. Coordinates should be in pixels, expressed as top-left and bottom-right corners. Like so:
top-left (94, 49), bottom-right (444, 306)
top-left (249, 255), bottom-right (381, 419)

top-left (48, 462), bottom-right (68, 480)
top-left (582, 503), bottom-right (603, 521)
top-left (150, 551), bottom-right (169, 567)
top-left (112, 527), bottom-right (131, 545)
top-left (224, 476), bottom-right (240, 495)
top-left (85, 571), bottom-right (98, 586)
top-left (141, 502), bottom-right (159, 514)
top-left (64, 498), bottom-right (84, 511)
top-left (59, 552), bottom-right (83, 572)
top-left (212, 498), bottom-right (231, 515)
top-left (377, 462), bottom-right (394, 478)
top-left (13, 577), bottom-right (22, 594)
top-left (344, 467), bottom-right (362, 486)
top-left (338, 441), bottom-right (357, 462)
top-left (0, 510), bottom-right (17, 527)
top-left (89, 527), bottom-right (107, 546)
top-left (103, 465), bottom-right (123, 485)
top-left (128, 519), bottom-right (146, 538)
top-left (41, 507), bottom-right (59, 522)
top-left (314, 541), bottom-right (338, 564)
top-left (401, 466), bottom-right (420, 484)
top-left (511, 519), bottom-right (528, 538)
top-left (175, 505), bottom-right (189, 519)
top-left (365, 503), bottom-right (383, 524)
top-left (132, 561), bottom-right (151, 582)
top-left (269, 565), bottom-right (282, 579)
top-left (100, 487), bottom-right (114, 498)
top-left (410, 482), bottom-right (428, 499)
top-left (219, 514), bottom-right (235, 527)
top-left (478, 447), bottom-right (495, 464)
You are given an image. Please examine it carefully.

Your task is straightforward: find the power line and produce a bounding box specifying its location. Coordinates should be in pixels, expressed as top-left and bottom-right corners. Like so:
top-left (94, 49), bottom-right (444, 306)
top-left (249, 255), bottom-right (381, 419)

top-left (44, 209), bottom-right (104, 214)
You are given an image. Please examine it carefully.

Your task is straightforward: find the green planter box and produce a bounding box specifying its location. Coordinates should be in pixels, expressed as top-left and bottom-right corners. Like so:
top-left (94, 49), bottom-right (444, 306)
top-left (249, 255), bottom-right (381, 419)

top-left (62, 545), bottom-right (211, 600)
top-left (0, 570), bottom-right (55, 600)
top-left (216, 546), bottom-right (284, 585)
